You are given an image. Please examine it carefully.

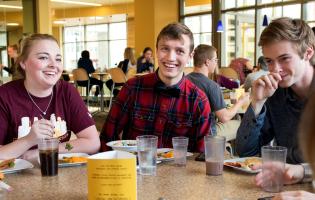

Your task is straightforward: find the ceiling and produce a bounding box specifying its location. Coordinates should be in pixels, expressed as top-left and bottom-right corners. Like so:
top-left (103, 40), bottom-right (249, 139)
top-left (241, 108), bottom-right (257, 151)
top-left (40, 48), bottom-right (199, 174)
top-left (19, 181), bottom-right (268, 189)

top-left (0, 0), bottom-right (133, 10)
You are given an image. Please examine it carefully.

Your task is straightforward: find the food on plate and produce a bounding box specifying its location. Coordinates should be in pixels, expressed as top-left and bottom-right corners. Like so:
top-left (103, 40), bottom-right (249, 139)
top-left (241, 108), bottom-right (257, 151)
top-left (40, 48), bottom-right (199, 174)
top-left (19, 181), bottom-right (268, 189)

top-left (158, 150), bottom-right (174, 158)
top-left (113, 140), bottom-right (137, 147)
top-left (225, 157), bottom-right (262, 170)
top-left (0, 172), bottom-right (4, 180)
top-left (244, 157), bottom-right (261, 168)
top-left (59, 157), bottom-right (88, 164)
top-left (0, 159), bottom-right (15, 170)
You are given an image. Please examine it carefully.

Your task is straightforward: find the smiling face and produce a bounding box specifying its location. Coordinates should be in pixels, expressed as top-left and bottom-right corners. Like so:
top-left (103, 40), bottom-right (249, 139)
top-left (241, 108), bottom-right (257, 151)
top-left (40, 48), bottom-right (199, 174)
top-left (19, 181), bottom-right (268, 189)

top-left (157, 35), bottom-right (192, 86)
top-left (20, 39), bottom-right (62, 91)
top-left (263, 40), bottom-right (313, 88)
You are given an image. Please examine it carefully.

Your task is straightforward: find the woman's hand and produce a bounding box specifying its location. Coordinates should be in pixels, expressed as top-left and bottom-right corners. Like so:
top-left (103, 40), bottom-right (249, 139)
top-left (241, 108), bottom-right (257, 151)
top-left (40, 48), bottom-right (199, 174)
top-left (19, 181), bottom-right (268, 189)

top-left (25, 119), bottom-right (54, 145)
top-left (272, 191), bottom-right (315, 200)
top-left (21, 149), bottom-right (39, 162)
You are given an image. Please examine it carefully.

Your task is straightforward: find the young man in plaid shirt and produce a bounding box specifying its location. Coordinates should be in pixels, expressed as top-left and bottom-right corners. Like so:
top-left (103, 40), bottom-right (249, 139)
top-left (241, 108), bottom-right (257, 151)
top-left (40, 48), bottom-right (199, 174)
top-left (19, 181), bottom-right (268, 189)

top-left (100, 22), bottom-right (211, 152)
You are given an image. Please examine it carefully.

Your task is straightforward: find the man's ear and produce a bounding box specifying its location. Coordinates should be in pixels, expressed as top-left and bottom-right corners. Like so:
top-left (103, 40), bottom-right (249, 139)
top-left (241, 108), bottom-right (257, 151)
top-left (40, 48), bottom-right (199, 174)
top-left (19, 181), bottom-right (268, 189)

top-left (190, 50), bottom-right (194, 59)
top-left (304, 46), bottom-right (314, 60)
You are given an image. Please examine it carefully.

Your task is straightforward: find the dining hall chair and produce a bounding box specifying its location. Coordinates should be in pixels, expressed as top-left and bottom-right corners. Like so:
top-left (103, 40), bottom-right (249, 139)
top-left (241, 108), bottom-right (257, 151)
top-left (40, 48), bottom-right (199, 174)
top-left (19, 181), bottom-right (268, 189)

top-left (72, 68), bottom-right (91, 107)
top-left (107, 67), bottom-right (127, 109)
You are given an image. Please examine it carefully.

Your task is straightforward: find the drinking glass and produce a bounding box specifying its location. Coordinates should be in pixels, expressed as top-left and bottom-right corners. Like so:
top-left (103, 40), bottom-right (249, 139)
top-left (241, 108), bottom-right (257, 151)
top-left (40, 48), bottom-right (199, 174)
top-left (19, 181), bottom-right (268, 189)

top-left (137, 135), bottom-right (158, 176)
top-left (38, 138), bottom-right (59, 176)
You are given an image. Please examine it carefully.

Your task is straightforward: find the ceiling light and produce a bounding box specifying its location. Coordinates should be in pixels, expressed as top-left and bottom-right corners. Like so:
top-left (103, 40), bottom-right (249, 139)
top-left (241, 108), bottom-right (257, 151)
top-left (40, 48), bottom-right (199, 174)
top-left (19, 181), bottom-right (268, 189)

top-left (53, 20), bottom-right (66, 24)
top-left (51, 0), bottom-right (102, 6)
top-left (89, 16), bottom-right (104, 20)
top-left (7, 23), bottom-right (19, 26)
top-left (0, 5), bottom-right (22, 9)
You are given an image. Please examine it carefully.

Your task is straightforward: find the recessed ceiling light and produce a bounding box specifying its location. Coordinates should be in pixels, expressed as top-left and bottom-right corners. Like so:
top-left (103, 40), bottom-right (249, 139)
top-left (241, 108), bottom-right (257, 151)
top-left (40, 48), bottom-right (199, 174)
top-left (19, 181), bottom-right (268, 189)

top-left (0, 5), bottom-right (22, 9)
top-left (7, 23), bottom-right (19, 26)
top-left (51, 0), bottom-right (102, 6)
top-left (53, 20), bottom-right (66, 24)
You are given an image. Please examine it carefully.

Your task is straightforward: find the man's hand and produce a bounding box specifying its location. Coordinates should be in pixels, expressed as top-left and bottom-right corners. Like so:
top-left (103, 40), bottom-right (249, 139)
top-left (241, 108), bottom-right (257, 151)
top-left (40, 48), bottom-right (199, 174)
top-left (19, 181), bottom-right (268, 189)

top-left (272, 191), bottom-right (315, 200)
top-left (251, 73), bottom-right (282, 115)
top-left (254, 163), bottom-right (304, 187)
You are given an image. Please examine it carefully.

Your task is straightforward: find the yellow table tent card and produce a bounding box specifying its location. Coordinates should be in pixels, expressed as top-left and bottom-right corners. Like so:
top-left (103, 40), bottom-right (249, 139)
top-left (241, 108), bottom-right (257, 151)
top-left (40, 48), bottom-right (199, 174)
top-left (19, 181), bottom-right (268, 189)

top-left (88, 151), bottom-right (137, 200)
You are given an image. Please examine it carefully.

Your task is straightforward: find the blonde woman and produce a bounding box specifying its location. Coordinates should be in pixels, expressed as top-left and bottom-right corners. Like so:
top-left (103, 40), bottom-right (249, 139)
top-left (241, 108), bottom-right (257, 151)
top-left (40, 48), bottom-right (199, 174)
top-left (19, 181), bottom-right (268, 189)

top-left (0, 34), bottom-right (100, 160)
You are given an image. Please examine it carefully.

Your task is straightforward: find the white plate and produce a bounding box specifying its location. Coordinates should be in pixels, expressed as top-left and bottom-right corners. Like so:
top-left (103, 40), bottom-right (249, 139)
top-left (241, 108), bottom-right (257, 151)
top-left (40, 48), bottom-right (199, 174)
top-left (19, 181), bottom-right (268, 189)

top-left (224, 157), bottom-right (261, 174)
top-left (58, 153), bottom-right (89, 167)
top-left (0, 159), bottom-right (34, 174)
top-left (38, 153), bottom-right (89, 167)
top-left (157, 148), bottom-right (193, 161)
top-left (106, 140), bottom-right (137, 152)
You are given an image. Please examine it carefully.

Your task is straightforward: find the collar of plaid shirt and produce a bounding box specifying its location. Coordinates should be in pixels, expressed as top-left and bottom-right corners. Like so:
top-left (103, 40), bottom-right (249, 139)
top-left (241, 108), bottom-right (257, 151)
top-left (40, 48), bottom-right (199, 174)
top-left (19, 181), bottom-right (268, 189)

top-left (154, 69), bottom-right (183, 98)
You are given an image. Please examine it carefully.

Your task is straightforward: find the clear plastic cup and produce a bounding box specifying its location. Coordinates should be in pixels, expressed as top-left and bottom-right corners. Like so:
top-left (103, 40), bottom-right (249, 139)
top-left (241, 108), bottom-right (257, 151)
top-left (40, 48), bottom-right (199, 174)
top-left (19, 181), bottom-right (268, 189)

top-left (137, 135), bottom-right (158, 176)
top-left (204, 135), bottom-right (226, 176)
top-left (172, 137), bottom-right (189, 166)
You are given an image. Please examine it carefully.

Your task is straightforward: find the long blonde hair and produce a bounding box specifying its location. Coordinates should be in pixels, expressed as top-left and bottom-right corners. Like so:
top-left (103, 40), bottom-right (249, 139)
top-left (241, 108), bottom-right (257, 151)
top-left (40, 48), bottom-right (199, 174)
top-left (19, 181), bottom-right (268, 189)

top-left (124, 47), bottom-right (136, 65)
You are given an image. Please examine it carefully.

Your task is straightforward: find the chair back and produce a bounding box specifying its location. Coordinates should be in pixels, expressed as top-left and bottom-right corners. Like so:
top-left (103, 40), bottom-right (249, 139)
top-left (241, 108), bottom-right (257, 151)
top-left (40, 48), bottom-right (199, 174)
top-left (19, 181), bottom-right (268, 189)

top-left (108, 67), bottom-right (127, 83)
top-left (218, 67), bottom-right (239, 80)
top-left (72, 68), bottom-right (89, 81)
top-left (183, 67), bottom-right (194, 75)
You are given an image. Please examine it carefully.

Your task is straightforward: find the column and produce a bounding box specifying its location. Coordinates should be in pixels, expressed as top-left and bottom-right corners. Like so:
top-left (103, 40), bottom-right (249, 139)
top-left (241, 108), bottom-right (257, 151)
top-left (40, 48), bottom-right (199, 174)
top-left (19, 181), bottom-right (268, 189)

top-left (22, 0), bottom-right (51, 34)
top-left (134, 0), bottom-right (178, 59)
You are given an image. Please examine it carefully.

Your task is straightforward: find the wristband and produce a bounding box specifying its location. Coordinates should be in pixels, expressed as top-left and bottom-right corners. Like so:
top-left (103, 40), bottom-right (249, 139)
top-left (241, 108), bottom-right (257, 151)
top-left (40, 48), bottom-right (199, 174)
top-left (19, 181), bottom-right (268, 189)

top-left (301, 163), bottom-right (313, 183)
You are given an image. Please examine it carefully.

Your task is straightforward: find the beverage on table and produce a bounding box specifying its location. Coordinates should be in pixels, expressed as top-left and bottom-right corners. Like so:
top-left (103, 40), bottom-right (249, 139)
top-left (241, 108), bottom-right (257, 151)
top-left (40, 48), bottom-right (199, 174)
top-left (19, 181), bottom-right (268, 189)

top-left (172, 137), bottom-right (189, 166)
top-left (137, 135), bottom-right (158, 176)
top-left (204, 135), bottom-right (226, 176)
top-left (38, 138), bottom-right (59, 176)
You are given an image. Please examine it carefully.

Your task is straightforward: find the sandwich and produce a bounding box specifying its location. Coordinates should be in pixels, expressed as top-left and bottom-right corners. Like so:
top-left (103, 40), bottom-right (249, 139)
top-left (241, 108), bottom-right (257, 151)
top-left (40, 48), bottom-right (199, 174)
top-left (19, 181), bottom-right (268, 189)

top-left (0, 158), bottom-right (15, 170)
top-left (244, 157), bottom-right (262, 169)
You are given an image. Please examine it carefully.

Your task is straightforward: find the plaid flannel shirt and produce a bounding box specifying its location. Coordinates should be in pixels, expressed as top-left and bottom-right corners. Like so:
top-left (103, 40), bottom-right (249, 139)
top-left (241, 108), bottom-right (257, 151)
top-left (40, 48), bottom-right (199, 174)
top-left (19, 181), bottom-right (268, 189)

top-left (100, 71), bottom-right (211, 152)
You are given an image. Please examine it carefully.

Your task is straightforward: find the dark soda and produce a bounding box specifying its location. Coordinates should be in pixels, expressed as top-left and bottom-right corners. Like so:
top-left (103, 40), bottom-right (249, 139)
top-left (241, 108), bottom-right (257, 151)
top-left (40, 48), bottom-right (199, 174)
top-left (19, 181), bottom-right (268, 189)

top-left (39, 149), bottom-right (58, 176)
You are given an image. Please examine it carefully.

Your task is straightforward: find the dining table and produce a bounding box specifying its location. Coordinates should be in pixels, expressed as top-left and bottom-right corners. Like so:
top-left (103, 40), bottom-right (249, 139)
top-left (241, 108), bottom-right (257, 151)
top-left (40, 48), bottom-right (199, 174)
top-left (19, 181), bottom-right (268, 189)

top-left (2, 155), bottom-right (313, 200)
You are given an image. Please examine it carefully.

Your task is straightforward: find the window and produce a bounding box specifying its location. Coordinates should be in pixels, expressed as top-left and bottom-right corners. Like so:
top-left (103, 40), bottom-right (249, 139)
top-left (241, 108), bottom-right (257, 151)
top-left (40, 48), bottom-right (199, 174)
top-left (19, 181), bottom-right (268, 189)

top-left (63, 21), bottom-right (126, 71)
top-left (184, 14), bottom-right (212, 47)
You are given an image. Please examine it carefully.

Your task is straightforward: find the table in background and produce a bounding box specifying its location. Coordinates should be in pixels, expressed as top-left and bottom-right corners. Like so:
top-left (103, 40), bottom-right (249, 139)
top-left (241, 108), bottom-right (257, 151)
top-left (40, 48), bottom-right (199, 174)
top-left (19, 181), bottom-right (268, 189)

top-left (4, 157), bottom-right (312, 200)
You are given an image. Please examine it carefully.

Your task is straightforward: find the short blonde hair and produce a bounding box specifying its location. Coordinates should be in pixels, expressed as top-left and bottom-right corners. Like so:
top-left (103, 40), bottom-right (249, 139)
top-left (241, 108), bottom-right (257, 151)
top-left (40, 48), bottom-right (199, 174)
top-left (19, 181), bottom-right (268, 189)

top-left (259, 17), bottom-right (315, 66)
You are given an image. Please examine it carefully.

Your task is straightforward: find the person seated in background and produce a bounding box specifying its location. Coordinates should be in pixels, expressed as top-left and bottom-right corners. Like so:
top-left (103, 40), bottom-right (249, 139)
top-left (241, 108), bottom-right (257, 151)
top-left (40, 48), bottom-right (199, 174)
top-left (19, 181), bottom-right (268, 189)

top-left (216, 74), bottom-right (239, 89)
top-left (244, 56), bottom-right (269, 92)
top-left (229, 57), bottom-right (253, 84)
top-left (136, 47), bottom-right (154, 73)
top-left (77, 50), bottom-right (103, 97)
top-left (100, 22), bottom-right (211, 152)
top-left (254, 92), bottom-right (315, 199)
top-left (186, 44), bottom-right (249, 135)
top-left (236, 17), bottom-right (315, 164)
top-left (0, 44), bottom-right (23, 80)
top-left (0, 34), bottom-right (100, 160)
top-left (105, 47), bottom-right (136, 96)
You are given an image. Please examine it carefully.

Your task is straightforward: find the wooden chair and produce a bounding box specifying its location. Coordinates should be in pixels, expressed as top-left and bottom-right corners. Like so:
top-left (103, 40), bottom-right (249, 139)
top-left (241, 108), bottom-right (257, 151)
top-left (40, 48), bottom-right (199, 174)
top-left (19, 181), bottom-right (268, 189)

top-left (107, 67), bottom-right (127, 108)
top-left (72, 68), bottom-right (91, 107)
top-left (218, 67), bottom-right (239, 80)
top-left (183, 67), bottom-right (194, 75)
